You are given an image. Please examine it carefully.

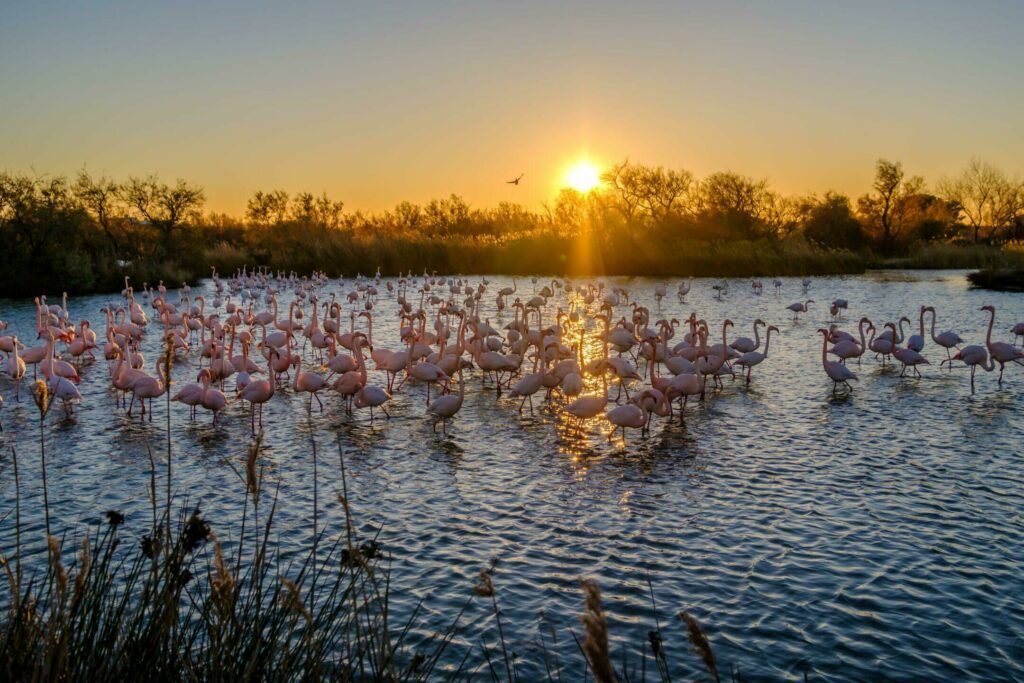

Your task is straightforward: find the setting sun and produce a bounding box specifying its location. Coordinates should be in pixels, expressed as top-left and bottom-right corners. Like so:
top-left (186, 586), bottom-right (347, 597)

top-left (564, 161), bottom-right (602, 193)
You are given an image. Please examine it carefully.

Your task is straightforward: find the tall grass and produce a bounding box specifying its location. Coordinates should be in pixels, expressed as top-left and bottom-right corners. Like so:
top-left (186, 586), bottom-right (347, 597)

top-left (205, 232), bottom-right (871, 279)
top-left (876, 243), bottom-right (1024, 270)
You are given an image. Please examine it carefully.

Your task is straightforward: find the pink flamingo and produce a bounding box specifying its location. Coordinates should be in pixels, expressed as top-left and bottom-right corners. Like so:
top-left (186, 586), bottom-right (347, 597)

top-left (509, 342), bottom-right (549, 414)
top-left (172, 370), bottom-right (209, 419)
top-left (2, 337), bottom-right (27, 400)
top-left (333, 333), bottom-right (368, 415)
top-left (1012, 322), bottom-right (1024, 347)
top-left (129, 355), bottom-right (168, 420)
top-left (352, 339), bottom-right (391, 421)
top-left (980, 305), bottom-right (1024, 384)
top-left (925, 306), bottom-right (963, 368)
top-left (200, 372), bottom-right (228, 425)
top-left (427, 364), bottom-right (465, 433)
top-left (787, 300), bottom-right (814, 322)
top-left (735, 326), bottom-right (779, 384)
top-left (238, 350), bottom-right (278, 430)
top-left (828, 318), bottom-right (870, 365)
top-left (952, 345), bottom-right (994, 394)
top-left (293, 352), bottom-right (328, 412)
top-left (818, 328), bottom-right (857, 394)
top-left (606, 390), bottom-right (666, 443)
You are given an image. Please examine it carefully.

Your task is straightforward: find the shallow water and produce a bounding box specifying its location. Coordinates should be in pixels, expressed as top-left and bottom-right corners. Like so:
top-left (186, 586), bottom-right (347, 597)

top-left (1, 270), bottom-right (1023, 680)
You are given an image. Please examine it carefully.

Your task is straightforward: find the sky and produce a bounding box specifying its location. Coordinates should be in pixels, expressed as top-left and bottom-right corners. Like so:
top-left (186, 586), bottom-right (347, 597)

top-left (2, 0), bottom-right (1022, 215)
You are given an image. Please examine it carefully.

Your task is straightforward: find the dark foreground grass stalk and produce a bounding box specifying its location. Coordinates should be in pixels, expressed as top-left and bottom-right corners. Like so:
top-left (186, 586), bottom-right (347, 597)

top-left (31, 381), bottom-right (51, 539)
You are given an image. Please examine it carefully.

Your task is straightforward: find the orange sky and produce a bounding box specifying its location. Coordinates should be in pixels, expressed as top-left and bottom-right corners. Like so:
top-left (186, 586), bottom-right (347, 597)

top-left (2, 1), bottom-right (1022, 215)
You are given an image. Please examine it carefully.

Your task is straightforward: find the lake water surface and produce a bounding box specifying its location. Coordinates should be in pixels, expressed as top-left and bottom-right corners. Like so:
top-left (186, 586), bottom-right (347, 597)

top-left (1, 270), bottom-right (1022, 680)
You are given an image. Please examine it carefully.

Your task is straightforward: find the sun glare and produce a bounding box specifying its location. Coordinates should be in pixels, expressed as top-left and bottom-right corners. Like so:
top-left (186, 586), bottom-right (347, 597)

top-left (564, 161), bottom-right (601, 193)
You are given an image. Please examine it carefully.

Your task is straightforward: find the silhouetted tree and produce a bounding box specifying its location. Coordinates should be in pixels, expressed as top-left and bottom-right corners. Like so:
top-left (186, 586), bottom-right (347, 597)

top-left (554, 189), bottom-right (593, 231)
top-left (601, 160), bottom-right (694, 225)
top-left (246, 190), bottom-right (290, 225)
top-left (392, 201), bottom-right (424, 232)
top-left (696, 172), bottom-right (771, 239)
top-left (858, 159), bottom-right (923, 251)
top-left (290, 192), bottom-right (344, 229)
top-left (802, 193), bottom-right (864, 249)
top-left (600, 161), bottom-right (646, 223)
top-left (424, 194), bottom-right (471, 236)
top-left (937, 158), bottom-right (1024, 242)
top-left (122, 175), bottom-right (205, 252)
top-left (74, 170), bottom-right (125, 256)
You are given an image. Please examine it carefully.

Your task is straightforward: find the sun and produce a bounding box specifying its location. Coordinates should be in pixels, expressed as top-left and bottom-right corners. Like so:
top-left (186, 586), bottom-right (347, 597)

top-left (564, 161), bottom-right (602, 193)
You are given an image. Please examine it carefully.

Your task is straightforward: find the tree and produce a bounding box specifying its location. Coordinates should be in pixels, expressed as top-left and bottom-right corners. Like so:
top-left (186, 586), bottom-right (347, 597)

top-left (553, 188), bottom-right (592, 230)
top-left (696, 172), bottom-right (771, 239)
top-left (600, 160), bottom-right (694, 224)
top-left (122, 175), bottom-right (205, 250)
top-left (600, 161), bottom-right (646, 223)
top-left (424, 194), bottom-right (471, 235)
top-left (74, 170), bottom-right (124, 255)
top-left (0, 173), bottom-right (78, 259)
top-left (0, 172), bottom-right (99, 293)
top-left (290, 192), bottom-right (344, 229)
top-left (637, 165), bottom-right (694, 222)
top-left (246, 190), bottom-right (290, 225)
top-left (391, 201), bottom-right (424, 232)
top-left (802, 193), bottom-right (864, 249)
top-left (857, 159), bottom-right (923, 250)
top-left (938, 159), bottom-right (1024, 242)
top-left (761, 192), bottom-right (803, 237)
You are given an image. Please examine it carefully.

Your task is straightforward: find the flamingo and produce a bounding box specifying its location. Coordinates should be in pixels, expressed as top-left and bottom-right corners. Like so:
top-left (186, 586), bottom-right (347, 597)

top-left (730, 319), bottom-right (765, 354)
top-left (333, 333), bottom-right (371, 414)
top-left (666, 368), bottom-right (704, 419)
top-left (630, 387), bottom-right (671, 428)
top-left (200, 372), bottom-right (228, 425)
top-left (427, 365), bottom-right (465, 433)
top-left (238, 350), bottom-right (278, 430)
top-left (925, 306), bottom-right (963, 368)
top-left (830, 299), bottom-right (849, 321)
top-left (828, 318), bottom-right (870, 365)
top-left (293, 353), bottom-right (328, 412)
top-left (892, 345), bottom-right (929, 378)
top-left (2, 337), bottom-right (27, 400)
top-left (172, 370), bottom-right (209, 420)
top-left (605, 392), bottom-right (665, 443)
top-left (564, 382), bottom-right (609, 427)
top-left (509, 343), bottom-right (547, 414)
top-left (868, 323), bottom-right (896, 365)
top-left (735, 326), bottom-right (779, 385)
top-left (352, 340), bottom-right (391, 421)
top-left (44, 342), bottom-right (83, 417)
top-left (818, 328), bottom-right (857, 394)
top-left (906, 306), bottom-right (927, 352)
top-left (400, 333), bottom-right (448, 405)
top-left (1013, 322), bottom-right (1024, 347)
top-left (677, 278), bottom-right (692, 301)
top-left (787, 300), bottom-right (814, 322)
top-left (128, 355), bottom-right (169, 420)
top-left (980, 305), bottom-right (1024, 384)
top-left (952, 345), bottom-right (994, 394)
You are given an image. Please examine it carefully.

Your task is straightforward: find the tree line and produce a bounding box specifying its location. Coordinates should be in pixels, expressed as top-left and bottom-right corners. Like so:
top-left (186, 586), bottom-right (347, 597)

top-left (1, 158), bottom-right (1022, 295)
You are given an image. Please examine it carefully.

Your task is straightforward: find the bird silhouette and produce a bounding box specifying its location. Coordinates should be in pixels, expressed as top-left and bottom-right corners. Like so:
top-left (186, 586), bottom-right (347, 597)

top-left (506, 173), bottom-right (524, 186)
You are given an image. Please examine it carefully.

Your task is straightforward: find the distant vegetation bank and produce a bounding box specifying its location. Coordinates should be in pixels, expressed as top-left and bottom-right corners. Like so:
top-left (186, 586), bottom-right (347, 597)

top-left (1, 158), bottom-right (1023, 296)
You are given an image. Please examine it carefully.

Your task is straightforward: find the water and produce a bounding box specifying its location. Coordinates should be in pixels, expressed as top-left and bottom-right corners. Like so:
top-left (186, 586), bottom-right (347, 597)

top-left (1, 270), bottom-right (1023, 680)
